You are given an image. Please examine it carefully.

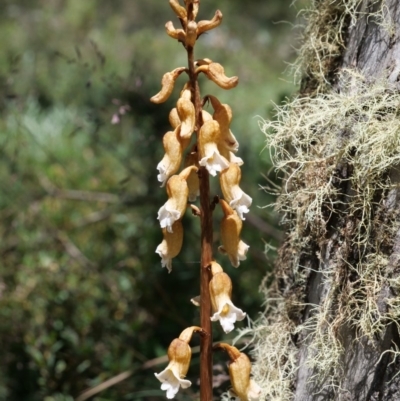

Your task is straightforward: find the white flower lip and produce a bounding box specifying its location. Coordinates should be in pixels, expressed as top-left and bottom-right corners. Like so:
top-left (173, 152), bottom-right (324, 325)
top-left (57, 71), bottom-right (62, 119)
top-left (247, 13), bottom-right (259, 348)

top-left (199, 149), bottom-right (230, 176)
top-left (158, 204), bottom-right (181, 233)
top-left (155, 366), bottom-right (191, 399)
top-left (211, 300), bottom-right (246, 333)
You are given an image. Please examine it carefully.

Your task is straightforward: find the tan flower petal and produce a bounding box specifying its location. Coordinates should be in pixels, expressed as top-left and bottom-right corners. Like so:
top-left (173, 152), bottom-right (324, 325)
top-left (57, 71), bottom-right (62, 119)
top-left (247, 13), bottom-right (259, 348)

top-left (169, 108), bottom-right (180, 129)
top-left (165, 21), bottom-right (186, 43)
top-left (220, 163), bottom-right (252, 220)
top-left (198, 120), bottom-right (229, 176)
top-left (157, 126), bottom-right (184, 186)
top-left (197, 10), bottom-right (223, 35)
top-left (196, 62), bottom-right (238, 90)
top-left (151, 67), bottom-right (186, 104)
top-left (155, 220), bottom-right (183, 272)
top-left (169, 0), bottom-right (187, 20)
top-left (177, 97), bottom-right (195, 140)
top-left (218, 199), bottom-right (249, 267)
top-left (185, 20), bottom-right (197, 47)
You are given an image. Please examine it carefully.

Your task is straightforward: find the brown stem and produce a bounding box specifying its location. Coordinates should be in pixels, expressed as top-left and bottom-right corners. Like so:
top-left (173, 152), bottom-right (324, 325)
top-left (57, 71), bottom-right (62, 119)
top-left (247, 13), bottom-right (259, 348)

top-left (186, 21), bottom-right (213, 401)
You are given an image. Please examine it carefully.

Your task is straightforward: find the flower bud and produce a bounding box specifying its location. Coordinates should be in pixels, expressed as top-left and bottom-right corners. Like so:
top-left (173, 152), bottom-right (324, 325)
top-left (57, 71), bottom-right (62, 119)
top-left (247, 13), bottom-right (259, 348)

top-left (198, 120), bottom-right (229, 176)
top-left (197, 10), bottom-right (223, 35)
top-left (220, 163), bottom-right (252, 220)
top-left (185, 20), bottom-right (197, 47)
top-left (156, 220), bottom-right (183, 272)
top-left (218, 199), bottom-right (249, 267)
top-left (196, 62), bottom-right (239, 90)
top-left (217, 344), bottom-right (261, 401)
top-left (169, 0), bottom-right (187, 21)
top-left (165, 21), bottom-right (186, 43)
top-left (151, 67), bottom-right (186, 104)
top-left (209, 261), bottom-right (246, 333)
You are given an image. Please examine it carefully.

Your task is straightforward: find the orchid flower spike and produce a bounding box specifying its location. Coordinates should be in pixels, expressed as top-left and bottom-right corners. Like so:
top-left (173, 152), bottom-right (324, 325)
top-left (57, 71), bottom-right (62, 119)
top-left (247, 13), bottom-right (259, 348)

top-left (207, 95), bottom-right (239, 153)
top-left (214, 343), bottom-right (261, 401)
top-left (151, 67), bottom-right (186, 104)
top-left (155, 326), bottom-right (203, 399)
top-left (196, 60), bottom-right (239, 90)
top-left (157, 126), bottom-right (188, 187)
top-left (209, 261), bottom-right (246, 333)
top-left (156, 220), bottom-right (183, 272)
top-left (158, 166), bottom-right (197, 232)
top-left (220, 163), bottom-right (252, 220)
top-left (218, 199), bottom-right (249, 267)
top-left (198, 120), bottom-right (229, 176)
top-left (184, 146), bottom-right (200, 202)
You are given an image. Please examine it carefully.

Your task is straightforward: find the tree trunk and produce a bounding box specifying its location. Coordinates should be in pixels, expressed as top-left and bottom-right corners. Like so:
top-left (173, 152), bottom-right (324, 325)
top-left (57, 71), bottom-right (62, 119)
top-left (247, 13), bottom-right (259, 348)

top-left (253, 1), bottom-right (400, 400)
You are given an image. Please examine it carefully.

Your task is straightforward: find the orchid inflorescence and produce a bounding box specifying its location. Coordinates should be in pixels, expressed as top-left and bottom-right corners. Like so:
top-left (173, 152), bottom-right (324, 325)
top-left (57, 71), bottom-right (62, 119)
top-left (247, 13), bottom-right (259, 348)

top-left (151, 1), bottom-right (260, 400)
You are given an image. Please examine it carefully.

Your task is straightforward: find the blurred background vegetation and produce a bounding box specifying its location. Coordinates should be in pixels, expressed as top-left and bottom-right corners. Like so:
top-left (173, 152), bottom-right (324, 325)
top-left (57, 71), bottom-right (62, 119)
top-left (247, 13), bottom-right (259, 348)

top-left (0, 0), bottom-right (306, 400)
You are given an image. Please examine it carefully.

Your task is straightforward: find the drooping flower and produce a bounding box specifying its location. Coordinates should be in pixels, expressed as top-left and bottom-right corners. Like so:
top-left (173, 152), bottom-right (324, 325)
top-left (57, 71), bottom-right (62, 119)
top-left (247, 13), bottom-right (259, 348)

top-left (208, 95), bottom-right (239, 153)
top-left (218, 199), bottom-right (249, 267)
top-left (156, 220), bottom-right (183, 272)
top-left (198, 120), bottom-right (229, 176)
top-left (151, 67), bottom-right (186, 104)
top-left (196, 59), bottom-right (239, 90)
top-left (220, 163), bottom-right (252, 220)
top-left (177, 89), bottom-right (195, 140)
top-left (157, 126), bottom-right (190, 187)
top-left (209, 261), bottom-right (246, 333)
top-left (215, 343), bottom-right (261, 401)
top-left (158, 166), bottom-right (197, 232)
top-left (155, 326), bottom-right (203, 399)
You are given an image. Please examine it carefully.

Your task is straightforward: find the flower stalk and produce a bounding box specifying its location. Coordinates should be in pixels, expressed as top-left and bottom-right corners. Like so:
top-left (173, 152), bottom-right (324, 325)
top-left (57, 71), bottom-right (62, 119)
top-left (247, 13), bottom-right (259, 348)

top-left (152, 1), bottom-right (257, 399)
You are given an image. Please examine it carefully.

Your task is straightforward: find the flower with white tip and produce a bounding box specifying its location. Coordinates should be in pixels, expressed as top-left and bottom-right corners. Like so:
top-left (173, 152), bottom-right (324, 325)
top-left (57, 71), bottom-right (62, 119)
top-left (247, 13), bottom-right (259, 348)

top-left (218, 199), bottom-right (249, 267)
top-left (157, 126), bottom-right (186, 187)
top-left (209, 261), bottom-right (246, 333)
top-left (198, 120), bottom-right (229, 176)
top-left (158, 166), bottom-right (197, 232)
top-left (155, 220), bottom-right (183, 272)
top-left (215, 343), bottom-right (262, 401)
top-left (155, 326), bottom-right (203, 399)
top-left (220, 163), bottom-right (252, 220)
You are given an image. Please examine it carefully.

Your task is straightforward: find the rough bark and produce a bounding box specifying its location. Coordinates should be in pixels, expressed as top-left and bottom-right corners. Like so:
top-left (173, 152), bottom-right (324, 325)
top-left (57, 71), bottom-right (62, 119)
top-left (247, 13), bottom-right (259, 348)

top-left (286, 1), bottom-right (400, 400)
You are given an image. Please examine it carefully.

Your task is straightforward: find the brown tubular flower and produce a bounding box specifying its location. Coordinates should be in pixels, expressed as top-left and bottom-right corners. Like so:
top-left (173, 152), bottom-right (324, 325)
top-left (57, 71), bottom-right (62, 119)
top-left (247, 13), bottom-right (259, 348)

top-left (169, 0), bottom-right (187, 21)
top-left (157, 126), bottom-right (186, 187)
top-left (220, 163), bottom-right (252, 220)
top-left (214, 343), bottom-right (261, 401)
top-left (156, 220), bottom-right (183, 272)
top-left (197, 10), bottom-right (223, 36)
top-left (208, 95), bottom-right (239, 152)
top-left (151, 67), bottom-right (186, 104)
top-left (196, 62), bottom-right (239, 90)
top-left (177, 89), bottom-right (195, 140)
top-left (209, 261), bottom-right (246, 333)
top-left (218, 199), bottom-right (249, 267)
top-left (155, 326), bottom-right (202, 398)
top-left (165, 21), bottom-right (186, 43)
top-left (198, 119), bottom-right (229, 176)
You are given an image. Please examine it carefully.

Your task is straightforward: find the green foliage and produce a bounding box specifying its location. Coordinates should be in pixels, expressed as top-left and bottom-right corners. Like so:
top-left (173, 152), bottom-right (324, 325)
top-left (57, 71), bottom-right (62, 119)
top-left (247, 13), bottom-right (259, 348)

top-left (0, 0), bottom-right (301, 399)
